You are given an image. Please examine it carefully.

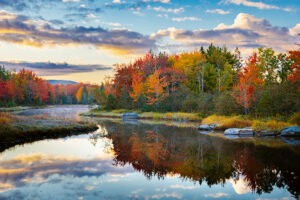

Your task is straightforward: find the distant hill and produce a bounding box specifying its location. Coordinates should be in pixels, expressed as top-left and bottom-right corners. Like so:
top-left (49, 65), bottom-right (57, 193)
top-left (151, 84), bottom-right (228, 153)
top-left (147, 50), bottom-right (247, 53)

top-left (48, 80), bottom-right (77, 85)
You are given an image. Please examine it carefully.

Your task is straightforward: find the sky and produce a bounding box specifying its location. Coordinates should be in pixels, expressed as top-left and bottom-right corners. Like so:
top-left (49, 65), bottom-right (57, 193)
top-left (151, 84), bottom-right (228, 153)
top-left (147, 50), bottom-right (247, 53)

top-left (0, 0), bottom-right (299, 83)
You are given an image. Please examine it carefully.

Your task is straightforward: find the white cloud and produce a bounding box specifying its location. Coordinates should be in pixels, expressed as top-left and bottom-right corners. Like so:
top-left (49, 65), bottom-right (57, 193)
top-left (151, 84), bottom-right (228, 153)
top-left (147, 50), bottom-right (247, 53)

top-left (152, 192), bottom-right (182, 199)
top-left (206, 9), bottom-right (231, 15)
top-left (172, 17), bottom-right (201, 22)
top-left (133, 11), bottom-right (145, 16)
top-left (148, 6), bottom-right (184, 14)
top-left (220, 0), bottom-right (294, 12)
top-left (151, 13), bottom-right (299, 54)
top-left (86, 13), bottom-right (96, 18)
top-left (143, 0), bottom-right (170, 3)
top-left (170, 184), bottom-right (199, 190)
top-left (62, 0), bottom-right (80, 2)
top-left (204, 192), bottom-right (229, 198)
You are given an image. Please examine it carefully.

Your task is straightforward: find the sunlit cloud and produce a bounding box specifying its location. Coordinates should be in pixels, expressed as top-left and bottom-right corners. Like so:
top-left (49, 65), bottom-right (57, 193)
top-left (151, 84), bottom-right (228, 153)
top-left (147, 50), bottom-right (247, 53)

top-left (151, 13), bottom-right (299, 54)
top-left (0, 61), bottom-right (112, 76)
top-left (0, 10), bottom-right (156, 55)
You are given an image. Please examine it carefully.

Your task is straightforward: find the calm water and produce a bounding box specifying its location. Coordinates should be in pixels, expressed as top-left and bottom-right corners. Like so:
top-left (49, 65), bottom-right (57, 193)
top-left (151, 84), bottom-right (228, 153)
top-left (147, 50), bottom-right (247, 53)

top-left (0, 106), bottom-right (300, 200)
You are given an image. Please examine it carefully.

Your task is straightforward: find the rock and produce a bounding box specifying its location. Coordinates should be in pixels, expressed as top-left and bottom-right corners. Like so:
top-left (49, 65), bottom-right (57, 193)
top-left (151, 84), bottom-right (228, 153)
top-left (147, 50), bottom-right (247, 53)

top-left (224, 127), bottom-right (254, 136)
top-left (198, 124), bottom-right (217, 130)
top-left (239, 128), bottom-right (254, 136)
top-left (224, 128), bottom-right (240, 135)
top-left (122, 113), bottom-right (139, 119)
top-left (255, 131), bottom-right (278, 137)
top-left (280, 126), bottom-right (300, 136)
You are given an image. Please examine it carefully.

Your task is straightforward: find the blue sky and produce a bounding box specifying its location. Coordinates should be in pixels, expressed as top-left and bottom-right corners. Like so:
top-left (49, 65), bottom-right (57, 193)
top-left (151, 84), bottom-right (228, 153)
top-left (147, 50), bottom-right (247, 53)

top-left (0, 0), bottom-right (299, 83)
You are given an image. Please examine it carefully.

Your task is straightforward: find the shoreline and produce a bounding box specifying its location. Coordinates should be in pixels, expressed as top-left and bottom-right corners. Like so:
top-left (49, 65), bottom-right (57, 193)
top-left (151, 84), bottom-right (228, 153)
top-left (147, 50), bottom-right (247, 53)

top-left (82, 110), bottom-right (298, 133)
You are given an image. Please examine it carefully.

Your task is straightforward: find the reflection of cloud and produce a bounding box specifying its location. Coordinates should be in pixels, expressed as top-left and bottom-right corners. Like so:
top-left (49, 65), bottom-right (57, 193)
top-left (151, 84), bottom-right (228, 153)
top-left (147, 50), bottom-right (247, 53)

top-left (0, 61), bottom-right (111, 76)
top-left (0, 10), bottom-right (155, 55)
top-left (0, 153), bottom-right (134, 193)
top-left (170, 184), bottom-right (198, 190)
top-left (228, 177), bottom-right (251, 195)
top-left (204, 192), bottom-right (229, 198)
top-left (152, 192), bottom-right (182, 199)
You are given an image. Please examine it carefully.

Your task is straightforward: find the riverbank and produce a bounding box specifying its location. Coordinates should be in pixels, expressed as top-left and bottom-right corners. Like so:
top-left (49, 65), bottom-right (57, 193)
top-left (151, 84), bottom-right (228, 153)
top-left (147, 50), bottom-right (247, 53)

top-left (83, 109), bottom-right (298, 132)
top-left (0, 112), bottom-right (98, 146)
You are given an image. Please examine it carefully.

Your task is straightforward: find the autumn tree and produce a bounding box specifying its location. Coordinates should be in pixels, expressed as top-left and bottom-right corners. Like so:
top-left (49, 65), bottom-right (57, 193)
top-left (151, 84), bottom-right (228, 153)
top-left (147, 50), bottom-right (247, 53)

top-left (232, 52), bottom-right (264, 114)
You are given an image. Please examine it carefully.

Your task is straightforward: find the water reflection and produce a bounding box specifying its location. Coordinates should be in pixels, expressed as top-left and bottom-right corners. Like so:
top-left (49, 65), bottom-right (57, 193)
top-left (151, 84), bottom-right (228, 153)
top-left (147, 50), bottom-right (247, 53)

top-left (99, 120), bottom-right (300, 199)
top-left (0, 119), bottom-right (299, 200)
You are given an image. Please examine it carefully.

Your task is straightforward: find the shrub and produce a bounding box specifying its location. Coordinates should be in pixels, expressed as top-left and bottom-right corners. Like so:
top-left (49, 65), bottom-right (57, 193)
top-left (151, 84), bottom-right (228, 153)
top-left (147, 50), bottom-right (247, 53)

top-left (0, 112), bottom-right (12, 125)
top-left (252, 120), bottom-right (294, 131)
top-left (289, 113), bottom-right (300, 125)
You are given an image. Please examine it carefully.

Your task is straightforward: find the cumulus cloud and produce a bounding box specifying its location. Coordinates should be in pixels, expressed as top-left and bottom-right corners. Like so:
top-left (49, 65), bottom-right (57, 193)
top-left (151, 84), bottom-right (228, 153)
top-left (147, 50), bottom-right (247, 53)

top-left (151, 13), bottom-right (299, 54)
top-left (0, 61), bottom-right (112, 76)
top-left (0, 10), bottom-right (156, 55)
top-left (220, 0), bottom-right (294, 12)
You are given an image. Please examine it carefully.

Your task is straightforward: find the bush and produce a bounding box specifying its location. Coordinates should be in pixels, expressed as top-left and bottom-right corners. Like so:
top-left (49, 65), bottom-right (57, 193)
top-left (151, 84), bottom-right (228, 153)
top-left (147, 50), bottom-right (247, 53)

top-left (0, 112), bottom-right (12, 124)
top-left (104, 94), bottom-right (117, 110)
top-left (289, 113), bottom-right (300, 125)
top-left (214, 92), bottom-right (242, 115)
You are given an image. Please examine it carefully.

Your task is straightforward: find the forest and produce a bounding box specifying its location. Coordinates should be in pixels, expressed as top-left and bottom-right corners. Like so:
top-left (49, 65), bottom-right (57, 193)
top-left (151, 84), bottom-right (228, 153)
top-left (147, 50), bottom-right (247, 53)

top-left (0, 43), bottom-right (299, 118)
top-left (102, 44), bottom-right (300, 118)
top-left (0, 67), bottom-right (101, 106)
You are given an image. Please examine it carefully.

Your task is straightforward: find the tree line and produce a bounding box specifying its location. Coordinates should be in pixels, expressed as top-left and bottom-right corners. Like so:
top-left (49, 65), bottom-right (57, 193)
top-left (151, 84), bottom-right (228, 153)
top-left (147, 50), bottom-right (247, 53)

top-left (0, 67), bottom-right (101, 106)
top-left (101, 44), bottom-right (299, 117)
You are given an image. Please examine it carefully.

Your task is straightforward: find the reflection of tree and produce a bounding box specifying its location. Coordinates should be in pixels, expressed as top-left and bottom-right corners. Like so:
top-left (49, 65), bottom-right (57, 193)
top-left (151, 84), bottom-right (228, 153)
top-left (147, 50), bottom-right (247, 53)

top-left (98, 120), bottom-right (300, 199)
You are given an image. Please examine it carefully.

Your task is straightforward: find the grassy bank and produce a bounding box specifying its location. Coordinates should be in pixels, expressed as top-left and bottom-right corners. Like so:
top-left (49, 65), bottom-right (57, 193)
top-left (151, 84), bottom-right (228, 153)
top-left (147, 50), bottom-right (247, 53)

top-left (0, 112), bottom-right (98, 146)
top-left (84, 109), bottom-right (299, 132)
top-left (201, 114), bottom-right (297, 132)
top-left (82, 109), bottom-right (202, 121)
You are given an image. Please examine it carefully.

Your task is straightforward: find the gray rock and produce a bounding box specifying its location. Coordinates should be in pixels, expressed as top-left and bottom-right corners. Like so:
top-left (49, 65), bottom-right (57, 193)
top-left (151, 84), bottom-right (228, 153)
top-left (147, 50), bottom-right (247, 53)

top-left (280, 126), bottom-right (300, 136)
top-left (255, 131), bottom-right (278, 137)
top-left (198, 124), bottom-right (217, 130)
top-left (122, 113), bottom-right (139, 119)
top-left (224, 128), bottom-right (240, 135)
top-left (224, 127), bottom-right (254, 136)
top-left (239, 128), bottom-right (254, 136)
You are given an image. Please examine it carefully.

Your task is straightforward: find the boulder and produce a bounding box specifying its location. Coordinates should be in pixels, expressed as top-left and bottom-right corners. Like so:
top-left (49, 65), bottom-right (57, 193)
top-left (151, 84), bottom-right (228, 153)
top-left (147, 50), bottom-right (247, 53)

top-left (255, 131), bottom-right (278, 137)
top-left (122, 113), bottom-right (139, 119)
top-left (198, 124), bottom-right (217, 130)
top-left (280, 126), bottom-right (300, 136)
top-left (239, 128), bottom-right (254, 136)
top-left (224, 127), bottom-right (254, 136)
top-left (224, 128), bottom-right (240, 135)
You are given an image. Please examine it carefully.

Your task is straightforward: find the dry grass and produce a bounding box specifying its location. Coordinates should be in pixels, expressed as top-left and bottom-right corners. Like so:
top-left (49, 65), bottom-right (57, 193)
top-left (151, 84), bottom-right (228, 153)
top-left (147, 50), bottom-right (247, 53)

top-left (202, 114), bottom-right (252, 129)
top-left (252, 120), bottom-right (295, 132)
top-left (0, 112), bottom-right (13, 124)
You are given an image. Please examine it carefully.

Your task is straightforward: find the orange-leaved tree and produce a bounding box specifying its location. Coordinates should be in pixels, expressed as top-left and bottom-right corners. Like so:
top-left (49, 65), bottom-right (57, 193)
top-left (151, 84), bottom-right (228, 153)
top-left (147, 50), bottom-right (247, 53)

top-left (232, 52), bottom-right (264, 114)
top-left (146, 70), bottom-right (167, 108)
top-left (130, 73), bottom-right (144, 102)
top-left (288, 35), bottom-right (300, 91)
